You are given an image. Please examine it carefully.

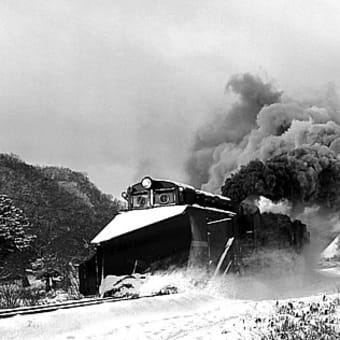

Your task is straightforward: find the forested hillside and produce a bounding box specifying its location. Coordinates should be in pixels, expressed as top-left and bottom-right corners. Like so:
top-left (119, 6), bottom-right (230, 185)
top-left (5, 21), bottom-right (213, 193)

top-left (0, 154), bottom-right (121, 283)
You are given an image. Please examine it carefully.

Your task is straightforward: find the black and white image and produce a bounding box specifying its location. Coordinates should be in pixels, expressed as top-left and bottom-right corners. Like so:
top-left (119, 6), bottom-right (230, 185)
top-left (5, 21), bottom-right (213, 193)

top-left (1, 1), bottom-right (340, 339)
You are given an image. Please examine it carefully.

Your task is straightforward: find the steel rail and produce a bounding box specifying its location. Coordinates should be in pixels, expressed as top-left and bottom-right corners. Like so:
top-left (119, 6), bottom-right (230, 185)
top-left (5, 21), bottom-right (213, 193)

top-left (0, 293), bottom-right (167, 318)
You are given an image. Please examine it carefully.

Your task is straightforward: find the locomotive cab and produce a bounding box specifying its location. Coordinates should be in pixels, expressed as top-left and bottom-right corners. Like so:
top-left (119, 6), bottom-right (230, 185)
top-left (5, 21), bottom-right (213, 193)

top-left (122, 176), bottom-right (237, 212)
top-left (124, 177), bottom-right (180, 210)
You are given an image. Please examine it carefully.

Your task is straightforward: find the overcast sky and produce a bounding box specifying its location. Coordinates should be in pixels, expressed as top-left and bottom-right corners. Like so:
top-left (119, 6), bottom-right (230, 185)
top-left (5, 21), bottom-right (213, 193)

top-left (1, 0), bottom-right (340, 197)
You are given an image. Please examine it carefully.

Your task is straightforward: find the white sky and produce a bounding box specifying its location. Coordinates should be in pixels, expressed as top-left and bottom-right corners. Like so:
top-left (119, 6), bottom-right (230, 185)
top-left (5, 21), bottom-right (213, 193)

top-left (1, 0), bottom-right (340, 197)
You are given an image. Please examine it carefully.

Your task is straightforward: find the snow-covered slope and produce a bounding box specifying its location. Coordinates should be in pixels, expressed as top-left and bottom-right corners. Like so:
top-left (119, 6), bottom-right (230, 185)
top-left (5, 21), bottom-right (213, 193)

top-left (2, 265), bottom-right (340, 339)
top-left (321, 234), bottom-right (340, 259)
top-left (1, 291), bottom-right (340, 340)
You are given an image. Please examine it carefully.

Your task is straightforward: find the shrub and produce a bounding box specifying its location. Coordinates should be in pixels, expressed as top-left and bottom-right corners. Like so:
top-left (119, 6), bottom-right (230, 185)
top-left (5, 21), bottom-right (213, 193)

top-left (0, 284), bottom-right (21, 308)
top-left (0, 284), bottom-right (46, 308)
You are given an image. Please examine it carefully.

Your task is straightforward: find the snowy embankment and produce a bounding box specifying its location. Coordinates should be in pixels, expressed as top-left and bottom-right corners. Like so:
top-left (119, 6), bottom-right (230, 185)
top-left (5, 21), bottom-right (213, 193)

top-left (0, 293), bottom-right (252, 340)
top-left (2, 265), bottom-right (340, 339)
top-left (1, 292), bottom-right (340, 340)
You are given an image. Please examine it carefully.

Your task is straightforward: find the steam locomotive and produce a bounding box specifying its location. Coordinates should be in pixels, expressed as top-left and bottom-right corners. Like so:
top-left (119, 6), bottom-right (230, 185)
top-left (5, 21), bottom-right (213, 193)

top-left (79, 176), bottom-right (308, 296)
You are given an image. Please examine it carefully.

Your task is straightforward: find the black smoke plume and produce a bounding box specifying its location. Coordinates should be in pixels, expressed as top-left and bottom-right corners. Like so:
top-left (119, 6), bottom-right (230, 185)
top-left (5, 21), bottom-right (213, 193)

top-left (222, 146), bottom-right (340, 211)
top-left (187, 73), bottom-right (340, 248)
top-left (187, 73), bottom-right (340, 194)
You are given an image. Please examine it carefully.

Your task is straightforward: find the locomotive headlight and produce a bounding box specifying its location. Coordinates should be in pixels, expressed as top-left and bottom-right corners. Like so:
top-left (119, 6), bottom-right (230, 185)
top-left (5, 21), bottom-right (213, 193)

top-left (141, 176), bottom-right (153, 189)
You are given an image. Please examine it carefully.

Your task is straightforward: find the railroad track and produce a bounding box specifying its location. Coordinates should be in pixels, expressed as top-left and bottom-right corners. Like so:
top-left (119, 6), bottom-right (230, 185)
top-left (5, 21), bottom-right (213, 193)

top-left (0, 294), bottom-right (164, 318)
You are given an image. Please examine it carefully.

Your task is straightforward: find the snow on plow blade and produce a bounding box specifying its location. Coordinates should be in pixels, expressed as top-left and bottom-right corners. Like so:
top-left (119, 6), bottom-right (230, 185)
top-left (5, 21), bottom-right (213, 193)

top-left (91, 205), bottom-right (188, 244)
top-left (79, 205), bottom-right (236, 296)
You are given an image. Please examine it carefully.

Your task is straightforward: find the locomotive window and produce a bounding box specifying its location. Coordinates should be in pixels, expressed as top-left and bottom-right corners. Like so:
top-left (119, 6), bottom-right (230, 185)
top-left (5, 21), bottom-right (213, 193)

top-left (131, 193), bottom-right (150, 209)
top-left (154, 190), bottom-right (176, 206)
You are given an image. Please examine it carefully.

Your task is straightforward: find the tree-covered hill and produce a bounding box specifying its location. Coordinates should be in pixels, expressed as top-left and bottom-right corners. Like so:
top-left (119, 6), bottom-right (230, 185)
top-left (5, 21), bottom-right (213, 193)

top-left (0, 153), bottom-right (121, 281)
top-left (0, 194), bottom-right (36, 280)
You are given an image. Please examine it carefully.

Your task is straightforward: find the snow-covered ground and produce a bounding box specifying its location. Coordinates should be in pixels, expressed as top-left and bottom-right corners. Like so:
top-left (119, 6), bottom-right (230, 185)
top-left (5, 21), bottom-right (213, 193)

top-left (0, 292), bottom-right (271, 340)
top-left (1, 291), bottom-right (340, 339)
top-left (1, 267), bottom-right (340, 340)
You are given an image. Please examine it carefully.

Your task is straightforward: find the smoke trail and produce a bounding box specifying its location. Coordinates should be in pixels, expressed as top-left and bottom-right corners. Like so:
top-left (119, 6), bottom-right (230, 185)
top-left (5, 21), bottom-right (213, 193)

top-left (222, 146), bottom-right (340, 207)
top-left (186, 73), bottom-right (282, 188)
top-left (187, 73), bottom-right (340, 194)
top-left (186, 72), bottom-right (340, 260)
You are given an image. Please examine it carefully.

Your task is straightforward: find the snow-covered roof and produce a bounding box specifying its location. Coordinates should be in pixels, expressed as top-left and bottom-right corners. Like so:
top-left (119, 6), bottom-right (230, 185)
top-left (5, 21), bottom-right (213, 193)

top-left (91, 205), bottom-right (187, 244)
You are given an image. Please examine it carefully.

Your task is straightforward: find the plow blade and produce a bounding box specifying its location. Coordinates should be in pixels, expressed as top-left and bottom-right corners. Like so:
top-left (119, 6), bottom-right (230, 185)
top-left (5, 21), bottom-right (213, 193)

top-left (80, 205), bottom-right (237, 295)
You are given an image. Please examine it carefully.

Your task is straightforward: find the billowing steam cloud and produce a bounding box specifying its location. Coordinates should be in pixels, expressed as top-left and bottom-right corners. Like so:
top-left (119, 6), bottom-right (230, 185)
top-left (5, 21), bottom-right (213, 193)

top-left (187, 73), bottom-right (340, 197)
top-left (187, 73), bottom-right (340, 248)
top-left (186, 73), bottom-right (282, 188)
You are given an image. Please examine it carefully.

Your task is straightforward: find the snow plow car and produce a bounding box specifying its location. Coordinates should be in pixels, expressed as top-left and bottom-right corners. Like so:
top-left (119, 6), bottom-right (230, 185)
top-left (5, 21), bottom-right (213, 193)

top-left (79, 176), bottom-right (309, 296)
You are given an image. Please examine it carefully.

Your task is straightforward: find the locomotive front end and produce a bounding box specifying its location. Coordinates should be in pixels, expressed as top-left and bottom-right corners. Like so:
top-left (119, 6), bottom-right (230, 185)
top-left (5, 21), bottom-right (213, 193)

top-left (79, 177), bottom-right (239, 296)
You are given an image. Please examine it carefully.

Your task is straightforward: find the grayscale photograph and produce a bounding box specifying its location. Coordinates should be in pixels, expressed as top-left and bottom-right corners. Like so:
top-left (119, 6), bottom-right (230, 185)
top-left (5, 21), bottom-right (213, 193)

top-left (1, 1), bottom-right (340, 339)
